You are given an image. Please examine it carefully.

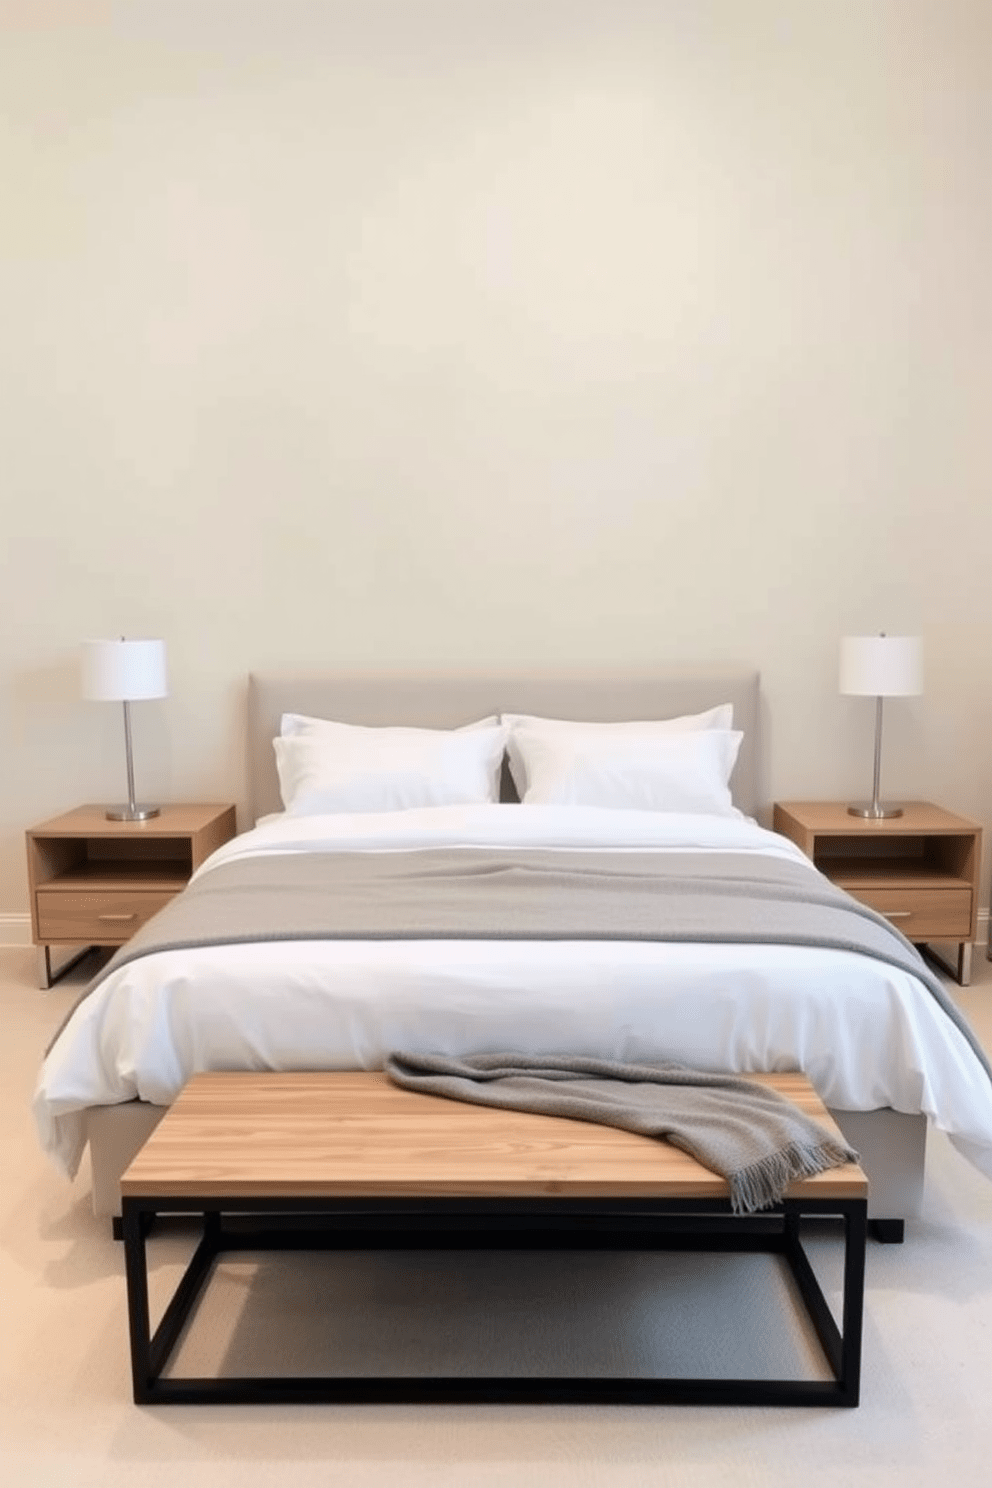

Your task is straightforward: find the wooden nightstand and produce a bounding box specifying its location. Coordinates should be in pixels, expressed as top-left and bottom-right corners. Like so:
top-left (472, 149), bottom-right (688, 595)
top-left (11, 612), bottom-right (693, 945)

top-left (773, 801), bottom-right (982, 986)
top-left (26, 803), bottom-right (237, 988)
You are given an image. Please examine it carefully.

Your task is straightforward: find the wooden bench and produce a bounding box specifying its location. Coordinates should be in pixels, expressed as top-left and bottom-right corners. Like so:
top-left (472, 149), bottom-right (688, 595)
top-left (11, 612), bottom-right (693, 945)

top-left (120, 1069), bottom-right (868, 1406)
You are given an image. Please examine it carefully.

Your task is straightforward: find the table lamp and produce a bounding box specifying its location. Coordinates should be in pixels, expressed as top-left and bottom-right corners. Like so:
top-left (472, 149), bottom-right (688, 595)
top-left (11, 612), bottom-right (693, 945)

top-left (81, 638), bottom-right (168, 820)
top-left (839, 634), bottom-right (922, 819)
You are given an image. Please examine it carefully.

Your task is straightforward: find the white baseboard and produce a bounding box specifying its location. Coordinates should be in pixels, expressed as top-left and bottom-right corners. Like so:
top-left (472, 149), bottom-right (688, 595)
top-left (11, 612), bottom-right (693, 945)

top-left (0, 914), bottom-right (31, 947)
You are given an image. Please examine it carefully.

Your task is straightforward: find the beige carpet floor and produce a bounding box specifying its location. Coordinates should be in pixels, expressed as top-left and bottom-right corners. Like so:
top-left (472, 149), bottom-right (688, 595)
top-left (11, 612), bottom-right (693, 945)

top-left (2, 943), bottom-right (992, 1487)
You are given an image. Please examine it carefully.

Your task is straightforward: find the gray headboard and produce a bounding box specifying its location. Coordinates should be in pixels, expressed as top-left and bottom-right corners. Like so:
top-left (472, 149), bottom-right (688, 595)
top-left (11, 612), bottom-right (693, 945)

top-left (246, 670), bottom-right (762, 823)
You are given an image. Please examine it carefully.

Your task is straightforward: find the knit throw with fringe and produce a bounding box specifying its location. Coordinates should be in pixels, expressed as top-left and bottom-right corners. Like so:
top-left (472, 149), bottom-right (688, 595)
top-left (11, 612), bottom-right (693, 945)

top-left (385, 1051), bottom-right (859, 1215)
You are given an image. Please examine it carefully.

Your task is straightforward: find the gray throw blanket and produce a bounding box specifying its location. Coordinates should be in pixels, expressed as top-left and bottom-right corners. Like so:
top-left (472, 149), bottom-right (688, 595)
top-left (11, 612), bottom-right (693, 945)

top-left (55, 845), bottom-right (991, 1085)
top-left (385, 1051), bottom-right (860, 1215)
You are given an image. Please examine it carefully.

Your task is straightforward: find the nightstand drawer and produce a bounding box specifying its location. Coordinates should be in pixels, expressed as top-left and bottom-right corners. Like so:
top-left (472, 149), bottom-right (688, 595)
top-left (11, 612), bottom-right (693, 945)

top-left (847, 886), bottom-right (972, 939)
top-left (36, 888), bottom-right (176, 942)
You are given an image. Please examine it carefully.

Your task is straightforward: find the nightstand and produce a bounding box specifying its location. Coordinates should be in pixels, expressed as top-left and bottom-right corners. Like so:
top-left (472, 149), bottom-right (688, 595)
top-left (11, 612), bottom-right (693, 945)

top-left (26, 803), bottom-right (237, 988)
top-left (772, 801), bottom-right (982, 986)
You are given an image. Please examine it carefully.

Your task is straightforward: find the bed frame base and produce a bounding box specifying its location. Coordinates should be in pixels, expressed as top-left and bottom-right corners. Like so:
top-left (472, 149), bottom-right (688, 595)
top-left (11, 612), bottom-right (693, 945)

top-left (867, 1218), bottom-right (904, 1244)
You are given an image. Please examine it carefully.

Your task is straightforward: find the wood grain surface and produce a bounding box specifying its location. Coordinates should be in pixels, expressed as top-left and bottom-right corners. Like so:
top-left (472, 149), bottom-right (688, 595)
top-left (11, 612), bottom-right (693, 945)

top-left (121, 1070), bottom-right (867, 1202)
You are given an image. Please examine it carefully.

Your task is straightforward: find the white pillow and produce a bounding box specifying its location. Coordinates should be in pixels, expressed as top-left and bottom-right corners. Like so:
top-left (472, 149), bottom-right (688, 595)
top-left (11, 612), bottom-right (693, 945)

top-left (503, 703), bottom-right (733, 740)
top-left (503, 704), bottom-right (734, 804)
top-left (274, 715), bottom-right (507, 815)
top-left (506, 724), bottom-right (743, 814)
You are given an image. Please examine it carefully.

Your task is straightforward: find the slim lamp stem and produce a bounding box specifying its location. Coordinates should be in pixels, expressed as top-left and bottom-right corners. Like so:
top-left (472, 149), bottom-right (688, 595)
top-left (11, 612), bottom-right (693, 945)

top-left (848, 692), bottom-right (902, 818)
top-left (122, 699), bottom-right (137, 815)
top-left (871, 694), bottom-right (884, 817)
top-left (107, 701), bottom-right (159, 819)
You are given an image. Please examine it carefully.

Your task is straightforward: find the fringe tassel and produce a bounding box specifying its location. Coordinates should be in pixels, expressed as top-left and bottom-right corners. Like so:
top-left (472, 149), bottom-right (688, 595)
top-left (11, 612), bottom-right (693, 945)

top-left (728, 1139), bottom-right (858, 1215)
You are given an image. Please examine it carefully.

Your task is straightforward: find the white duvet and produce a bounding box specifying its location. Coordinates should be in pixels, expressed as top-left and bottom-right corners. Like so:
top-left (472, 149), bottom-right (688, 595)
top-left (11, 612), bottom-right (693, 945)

top-left (33, 804), bottom-right (992, 1182)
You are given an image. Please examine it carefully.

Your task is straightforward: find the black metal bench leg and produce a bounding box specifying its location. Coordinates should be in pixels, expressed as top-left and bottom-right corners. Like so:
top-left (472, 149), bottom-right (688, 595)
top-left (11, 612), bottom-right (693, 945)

top-left (113, 1212), bottom-right (156, 1242)
top-left (122, 1201), bottom-right (154, 1404)
top-left (840, 1201), bottom-right (867, 1406)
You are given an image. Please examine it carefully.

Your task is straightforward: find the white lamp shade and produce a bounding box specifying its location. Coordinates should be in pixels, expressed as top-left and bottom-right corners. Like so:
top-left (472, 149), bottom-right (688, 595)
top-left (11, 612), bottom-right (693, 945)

top-left (839, 635), bottom-right (923, 698)
top-left (81, 639), bottom-right (168, 701)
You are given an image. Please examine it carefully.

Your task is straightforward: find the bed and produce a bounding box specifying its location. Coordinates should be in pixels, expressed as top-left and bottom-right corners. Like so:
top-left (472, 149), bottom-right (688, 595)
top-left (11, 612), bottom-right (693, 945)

top-left (33, 669), bottom-right (992, 1235)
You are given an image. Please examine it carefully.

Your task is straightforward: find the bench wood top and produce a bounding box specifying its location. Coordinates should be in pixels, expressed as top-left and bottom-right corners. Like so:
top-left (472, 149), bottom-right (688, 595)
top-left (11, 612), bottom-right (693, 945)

top-left (121, 1065), bottom-right (868, 1202)
top-left (120, 1070), bottom-right (867, 1202)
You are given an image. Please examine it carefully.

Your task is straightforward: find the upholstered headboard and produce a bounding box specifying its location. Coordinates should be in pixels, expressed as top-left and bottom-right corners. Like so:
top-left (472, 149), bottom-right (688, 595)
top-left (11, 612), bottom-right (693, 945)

top-left (246, 670), bottom-right (762, 823)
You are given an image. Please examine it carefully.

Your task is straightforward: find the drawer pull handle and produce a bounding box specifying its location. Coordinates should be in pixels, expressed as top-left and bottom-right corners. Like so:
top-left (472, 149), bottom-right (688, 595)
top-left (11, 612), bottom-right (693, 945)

top-left (97, 912), bottom-right (138, 922)
top-left (883, 911), bottom-right (912, 920)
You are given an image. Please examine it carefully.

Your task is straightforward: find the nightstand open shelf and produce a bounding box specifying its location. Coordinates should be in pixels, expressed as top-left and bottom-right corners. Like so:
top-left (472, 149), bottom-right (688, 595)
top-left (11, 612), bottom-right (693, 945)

top-left (26, 804), bottom-right (237, 988)
top-left (773, 801), bottom-right (981, 986)
top-left (40, 863), bottom-right (191, 890)
top-left (827, 860), bottom-right (972, 884)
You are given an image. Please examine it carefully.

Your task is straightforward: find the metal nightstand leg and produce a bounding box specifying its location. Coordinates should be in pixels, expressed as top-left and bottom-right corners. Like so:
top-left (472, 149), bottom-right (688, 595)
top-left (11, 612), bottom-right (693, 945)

top-left (958, 942), bottom-right (972, 986)
top-left (921, 941), bottom-right (973, 988)
top-left (37, 944), bottom-right (92, 990)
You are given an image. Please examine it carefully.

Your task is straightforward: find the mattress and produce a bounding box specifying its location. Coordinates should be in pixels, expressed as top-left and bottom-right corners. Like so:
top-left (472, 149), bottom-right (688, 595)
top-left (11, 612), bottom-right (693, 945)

top-left (33, 803), bottom-right (992, 1183)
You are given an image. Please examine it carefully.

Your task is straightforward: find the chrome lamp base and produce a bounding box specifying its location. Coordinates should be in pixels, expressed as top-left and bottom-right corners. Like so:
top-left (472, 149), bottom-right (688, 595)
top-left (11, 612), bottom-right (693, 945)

top-left (105, 803), bottom-right (161, 822)
top-left (847, 801), bottom-right (903, 820)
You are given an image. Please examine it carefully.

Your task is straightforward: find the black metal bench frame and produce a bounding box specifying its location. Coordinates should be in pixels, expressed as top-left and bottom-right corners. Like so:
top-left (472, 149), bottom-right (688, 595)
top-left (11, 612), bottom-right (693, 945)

top-left (122, 1191), bottom-right (867, 1407)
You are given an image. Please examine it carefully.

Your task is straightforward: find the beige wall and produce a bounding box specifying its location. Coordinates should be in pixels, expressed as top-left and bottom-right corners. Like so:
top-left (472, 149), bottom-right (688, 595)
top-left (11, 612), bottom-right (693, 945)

top-left (2, 1), bottom-right (990, 922)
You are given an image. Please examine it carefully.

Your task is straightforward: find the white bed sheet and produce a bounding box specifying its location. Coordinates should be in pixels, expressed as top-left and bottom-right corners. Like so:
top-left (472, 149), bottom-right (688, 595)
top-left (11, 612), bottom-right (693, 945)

top-left (33, 804), bottom-right (992, 1183)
